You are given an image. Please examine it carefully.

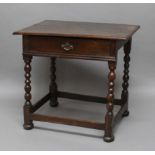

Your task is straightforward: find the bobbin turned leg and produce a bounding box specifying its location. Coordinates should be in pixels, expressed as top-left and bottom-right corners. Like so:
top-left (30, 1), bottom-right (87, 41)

top-left (121, 39), bottom-right (132, 117)
top-left (23, 55), bottom-right (34, 130)
top-left (103, 61), bottom-right (116, 142)
top-left (49, 57), bottom-right (59, 107)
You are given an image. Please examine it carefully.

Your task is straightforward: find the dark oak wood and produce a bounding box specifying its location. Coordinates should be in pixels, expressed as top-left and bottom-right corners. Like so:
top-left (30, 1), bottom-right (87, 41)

top-left (13, 20), bottom-right (140, 143)
top-left (113, 103), bottom-right (128, 127)
top-left (57, 91), bottom-right (122, 105)
top-left (121, 39), bottom-right (132, 117)
top-left (32, 93), bottom-right (50, 113)
top-left (49, 57), bottom-right (59, 107)
top-left (31, 113), bottom-right (105, 130)
top-left (23, 55), bottom-right (34, 130)
top-left (104, 61), bottom-right (116, 142)
top-left (22, 35), bottom-right (118, 61)
top-left (13, 20), bottom-right (139, 40)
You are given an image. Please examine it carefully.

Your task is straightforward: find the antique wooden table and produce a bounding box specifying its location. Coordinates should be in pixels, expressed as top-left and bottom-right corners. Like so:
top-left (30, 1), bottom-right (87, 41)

top-left (13, 20), bottom-right (139, 142)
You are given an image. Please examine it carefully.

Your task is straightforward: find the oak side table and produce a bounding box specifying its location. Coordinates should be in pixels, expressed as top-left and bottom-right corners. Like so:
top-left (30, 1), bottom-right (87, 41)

top-left (13, 20), bottom-right (140, 142)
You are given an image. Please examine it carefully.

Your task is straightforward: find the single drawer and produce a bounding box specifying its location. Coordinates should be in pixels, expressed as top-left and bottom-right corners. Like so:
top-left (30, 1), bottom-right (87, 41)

top-left (23, 36), bottom-right (116, 60)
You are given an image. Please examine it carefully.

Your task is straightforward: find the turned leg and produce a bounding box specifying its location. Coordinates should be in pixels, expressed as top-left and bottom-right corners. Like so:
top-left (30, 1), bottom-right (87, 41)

top-left (121, 39), bottom-right (132, 117)
top-left (104, 61), bottom-right (116, 142)
top-left (23, 55), bottom-right (34, 130)
top-left (49, 57), bottom-right (59, 107)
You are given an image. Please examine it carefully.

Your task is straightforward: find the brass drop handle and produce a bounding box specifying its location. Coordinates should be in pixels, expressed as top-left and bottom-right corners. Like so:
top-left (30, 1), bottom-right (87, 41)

top-left (61, 42), bottom-right (73, 51)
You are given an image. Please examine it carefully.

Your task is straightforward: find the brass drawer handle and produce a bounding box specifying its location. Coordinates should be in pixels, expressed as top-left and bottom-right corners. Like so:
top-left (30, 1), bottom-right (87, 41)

top-left (61, 42), bottom-right (73, 51)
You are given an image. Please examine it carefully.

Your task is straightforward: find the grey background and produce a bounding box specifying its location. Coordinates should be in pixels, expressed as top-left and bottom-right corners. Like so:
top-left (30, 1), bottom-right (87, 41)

top-left (0, 3), bottom-right (155, 150)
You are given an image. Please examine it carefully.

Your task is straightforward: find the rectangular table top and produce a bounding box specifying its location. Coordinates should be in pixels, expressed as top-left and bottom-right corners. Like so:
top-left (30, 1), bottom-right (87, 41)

top-left (13, 20), bottom-right (140, 40)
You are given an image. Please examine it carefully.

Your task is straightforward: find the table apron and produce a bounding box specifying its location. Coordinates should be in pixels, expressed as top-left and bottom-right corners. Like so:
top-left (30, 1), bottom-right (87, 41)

top-left (23, 35), bottom-right (118, 61)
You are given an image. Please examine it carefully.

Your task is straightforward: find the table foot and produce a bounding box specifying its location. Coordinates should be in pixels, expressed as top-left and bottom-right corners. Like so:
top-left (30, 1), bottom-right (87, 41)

top-left (122, 110), bottom-right (129, 117)
top-left (23, 122), bottom-right (34, 130)
top-left (103, 135), bottom-right (114, 142)
top-left (49, 101), bottom-right (59, 107)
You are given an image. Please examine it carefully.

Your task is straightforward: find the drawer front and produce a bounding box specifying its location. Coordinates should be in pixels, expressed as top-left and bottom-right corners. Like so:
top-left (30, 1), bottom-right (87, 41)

top-left (23, 36), bottom-right (116, 60)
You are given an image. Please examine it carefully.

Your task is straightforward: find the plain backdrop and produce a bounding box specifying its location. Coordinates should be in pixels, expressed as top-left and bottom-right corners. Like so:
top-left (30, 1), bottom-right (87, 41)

top-left (0, 3), bottom-right (155, 150)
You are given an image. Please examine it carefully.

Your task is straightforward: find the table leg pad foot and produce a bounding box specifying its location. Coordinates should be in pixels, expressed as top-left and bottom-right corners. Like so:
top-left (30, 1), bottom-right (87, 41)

top-left (103, 135), bottom-right (114, 142)
top-left (122, 110), bottom-right (129, 117)
top-left (50, 101), bottom-right (59, 107)
top-left (23, 123), bottom-right (34, 130)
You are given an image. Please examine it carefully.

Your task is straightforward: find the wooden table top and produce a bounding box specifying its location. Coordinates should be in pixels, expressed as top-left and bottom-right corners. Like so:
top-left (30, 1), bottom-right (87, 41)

top-left (14, 20), bottom-right (140, 40)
